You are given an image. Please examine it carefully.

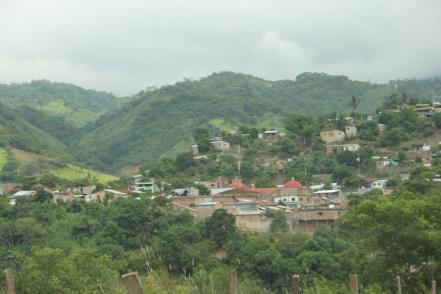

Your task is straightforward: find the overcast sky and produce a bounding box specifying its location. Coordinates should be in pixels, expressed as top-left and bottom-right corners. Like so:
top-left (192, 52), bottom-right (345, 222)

top-left (1, 0), bottom-right (440, 95)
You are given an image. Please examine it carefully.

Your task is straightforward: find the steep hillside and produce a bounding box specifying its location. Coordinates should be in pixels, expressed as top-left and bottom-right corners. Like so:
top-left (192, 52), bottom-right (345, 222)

top-left (0, 103), bottom-right (116, 183)
top-left (75, 72), bottom-right (441, 171)
top-left (0, 103), bottom-right (69, 158)
top-left (0, 80), bottom-right (118, 127)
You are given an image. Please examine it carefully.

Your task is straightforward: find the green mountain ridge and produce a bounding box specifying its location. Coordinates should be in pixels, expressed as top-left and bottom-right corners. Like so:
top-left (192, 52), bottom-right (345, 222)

top-left (0, 80), bottom-right (118, 128)
top-left (74, 72), bottom-right (441, 172)
top-left (0, 102), bottom-right (69, 158)
top-left (2, 72), bottom-right (441, 174)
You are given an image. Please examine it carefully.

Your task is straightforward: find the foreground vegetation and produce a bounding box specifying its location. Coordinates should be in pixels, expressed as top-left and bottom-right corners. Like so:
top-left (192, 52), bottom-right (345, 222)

top-left (1, 168), bottom-right (441, 293)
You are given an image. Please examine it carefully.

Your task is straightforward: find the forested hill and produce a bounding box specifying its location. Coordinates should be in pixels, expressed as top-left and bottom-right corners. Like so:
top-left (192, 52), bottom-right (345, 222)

top-left (0, 80), bottom-right (118, 127)
top-left (74, 72), bottom-right (441, 171)
top-left (2, 73), bottom-right (441, 173)
top-left (0, 102), bottom-right (69, 158)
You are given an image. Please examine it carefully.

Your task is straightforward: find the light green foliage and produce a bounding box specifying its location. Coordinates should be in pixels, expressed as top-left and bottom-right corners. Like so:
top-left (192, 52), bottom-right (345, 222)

top-left (0, 147), bottom-right (7, 170)
top-left (17, 247), bottom-right (121, 294)
top-left (342, 193), bottom-right (441, 292)
top-left (51, 164), bottom-right (117, 183)
top-left (303, 277), bottom-right (350, 294)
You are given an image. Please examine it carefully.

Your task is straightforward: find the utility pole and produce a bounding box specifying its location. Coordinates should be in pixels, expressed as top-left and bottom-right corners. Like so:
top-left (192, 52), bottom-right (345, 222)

top-left (237, 129), bottom-right (241, 184)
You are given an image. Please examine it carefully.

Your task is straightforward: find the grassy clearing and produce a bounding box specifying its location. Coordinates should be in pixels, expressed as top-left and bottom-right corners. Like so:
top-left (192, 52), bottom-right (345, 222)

top-left (40, 100), bottom-right (97, 127)
top-left (51, 164), bottom-right (117, 183)
top-left (255, 113), bottom-right (285, 130)
top-left (0, 148), bottom-right (7, 170)
top-left (209, 118), bottom-right (237, 133)
top-left (11, 148), bottom-right (44, 166)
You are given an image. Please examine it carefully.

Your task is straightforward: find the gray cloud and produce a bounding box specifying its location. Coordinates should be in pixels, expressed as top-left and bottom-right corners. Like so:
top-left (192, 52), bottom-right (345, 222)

top-left (1, 0), bottom-right (440, 95)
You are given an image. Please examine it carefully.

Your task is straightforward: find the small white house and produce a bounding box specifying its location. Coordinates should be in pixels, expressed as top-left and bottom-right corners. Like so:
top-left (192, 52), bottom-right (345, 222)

top-left (371, 180), bottom-right (388, 190)
top-left (342, 144), bottom-right (360, 152)
top-left (263, 130), bottom-right (279, 139)
top-left (130, 182), bottom-right (159, 193)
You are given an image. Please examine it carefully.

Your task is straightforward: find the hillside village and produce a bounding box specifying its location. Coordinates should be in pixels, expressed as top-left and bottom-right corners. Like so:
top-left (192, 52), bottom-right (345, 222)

top-left (2, 82), bottom-right (441, 292)
top-left (4, 94), bottom-right (441, 237)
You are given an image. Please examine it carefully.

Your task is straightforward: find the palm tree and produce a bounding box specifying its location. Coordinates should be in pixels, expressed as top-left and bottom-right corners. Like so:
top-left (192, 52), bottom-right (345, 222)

top-left (350, 96), bottom-right (360, 117)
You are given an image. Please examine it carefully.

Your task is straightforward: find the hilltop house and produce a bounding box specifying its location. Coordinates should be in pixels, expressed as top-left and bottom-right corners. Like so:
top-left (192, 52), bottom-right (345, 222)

top-left (325, 143), bottom-right (360, 155)
top-left (413, 143), bottom-right (431, 152)
top-left (263, 130), bottom-right (279, 139)
top-left (371, 179), bottom-right (388, 190)
top-left (191, 144), bottom-right (199, 155)
top-left (68, 185), bottom-right (96, 195)
top-left (320, 130), bottom-right (345, 144)
top-left (129, 181), bottom-right (159, 193)
top-left (345, 125), bottom-right (357, 138)
top-left (53, 191), bottom-right (76, 202)
top-left (199, 177), bottom-right (224, 189)
top-left (293, 204), bottom-right (343, 235)
top-left (210, 140), bottom-right (230, 151)
top-left (7, 190), bottom-right (36, 205)
top-left (0, 183), bottom-right (21, 196)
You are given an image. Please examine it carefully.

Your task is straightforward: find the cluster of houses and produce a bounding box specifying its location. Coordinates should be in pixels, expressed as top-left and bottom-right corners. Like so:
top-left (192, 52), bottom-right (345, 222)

top-left (320, 125), bottom-right (361, 155)
top-left (171, 177), bottom-right (346, 235)
top-left (0, 182), bottom-right (135, 205)
top-left (403, 102), bottom-right (441, 118)
top-left (0, 172), bottom-right (164, 206)
top-left (191, 131), bottom-right (286, 156)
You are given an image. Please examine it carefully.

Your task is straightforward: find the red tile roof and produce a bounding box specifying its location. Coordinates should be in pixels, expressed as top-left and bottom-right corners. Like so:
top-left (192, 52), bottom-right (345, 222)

top-left (229, 179), bottom-right (249, 189)
top-left (283, 179), bottom-right (303, 189)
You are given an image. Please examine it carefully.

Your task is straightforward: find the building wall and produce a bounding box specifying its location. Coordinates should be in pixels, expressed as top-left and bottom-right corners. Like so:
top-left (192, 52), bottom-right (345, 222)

top-left (0, 183), bottom-right (22, 195)
top-left (293, 209), bottom-right (341, 235)
top-left (345, 126), bottom-right (357, 138)
top-left (235, 214), bottom-right (272, 232)
top-left (211, 141), bottom-right (230, 151)
top-left (172, 196), bottom-right (213, 207)
top-left (320, 130), bottom-right (345, 144)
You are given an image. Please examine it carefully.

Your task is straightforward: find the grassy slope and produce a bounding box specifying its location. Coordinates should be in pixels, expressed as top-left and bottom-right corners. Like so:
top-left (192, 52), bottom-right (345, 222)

top-left (0, 104), bottom-right (69, 159)
top-left (8, 148), bottom-right (116, 183)
top-left (51, 164), bottom-right (117, 183)
top-left (0, 148), bottom-right (7, 170)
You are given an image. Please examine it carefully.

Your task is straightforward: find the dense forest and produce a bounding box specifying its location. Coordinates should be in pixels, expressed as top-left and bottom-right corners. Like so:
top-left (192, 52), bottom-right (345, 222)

top-left (1, 174), bottom-right (441, 293)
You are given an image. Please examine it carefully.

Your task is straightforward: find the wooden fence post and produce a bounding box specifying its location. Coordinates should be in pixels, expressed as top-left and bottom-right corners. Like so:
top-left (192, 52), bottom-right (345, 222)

top-left (396, 275), bottom-right (402, 294)
top-left (292, 274), bottom-right (300, 294)
top-left (349, 274), bottom-right (358, 294)
top-left (432, 280), bottom-right (437, 294)
top-left (4, 268), bottom-right (16, 294)
top-left (229, 271), bottom-right (237, 294)
top-left (121, 272), bottom-right (144, 294)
